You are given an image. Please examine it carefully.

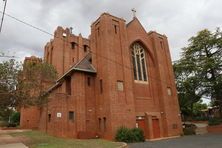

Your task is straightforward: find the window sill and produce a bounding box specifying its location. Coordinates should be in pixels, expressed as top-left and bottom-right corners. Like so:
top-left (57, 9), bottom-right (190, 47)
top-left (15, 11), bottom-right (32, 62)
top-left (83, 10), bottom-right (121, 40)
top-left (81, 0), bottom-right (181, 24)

top-left (134, 80), bottom-right (148, 84)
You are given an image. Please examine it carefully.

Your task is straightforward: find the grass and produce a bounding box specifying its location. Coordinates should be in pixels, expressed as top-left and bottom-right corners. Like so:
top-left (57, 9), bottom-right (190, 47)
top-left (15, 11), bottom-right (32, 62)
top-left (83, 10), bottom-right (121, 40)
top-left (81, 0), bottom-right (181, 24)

top-left (9, 130), bottom-right (123, 148)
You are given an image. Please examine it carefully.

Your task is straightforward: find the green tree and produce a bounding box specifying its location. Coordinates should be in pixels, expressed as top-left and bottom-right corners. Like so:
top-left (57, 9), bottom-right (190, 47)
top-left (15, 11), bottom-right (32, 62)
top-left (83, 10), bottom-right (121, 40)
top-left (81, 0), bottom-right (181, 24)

top-left (16, 60), bottom-right (57, 107)
top-left (174, 28), bottom-right (222, 117)
top-left (0, 59), bottom-right (20, 121)
top-left (0, 58), bottom-right (57, 121)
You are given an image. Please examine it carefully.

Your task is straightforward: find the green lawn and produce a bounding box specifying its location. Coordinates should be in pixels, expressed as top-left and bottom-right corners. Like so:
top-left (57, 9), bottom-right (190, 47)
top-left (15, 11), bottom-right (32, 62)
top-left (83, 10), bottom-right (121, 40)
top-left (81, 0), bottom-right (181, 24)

top-left (10, 131), bottom-right (123, 148)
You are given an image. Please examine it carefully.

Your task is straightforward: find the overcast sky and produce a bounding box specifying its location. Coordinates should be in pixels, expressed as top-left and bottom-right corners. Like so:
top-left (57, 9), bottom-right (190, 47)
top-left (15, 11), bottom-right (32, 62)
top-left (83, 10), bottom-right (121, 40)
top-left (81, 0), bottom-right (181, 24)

top-left (0, 0), bottom-right (222, 62)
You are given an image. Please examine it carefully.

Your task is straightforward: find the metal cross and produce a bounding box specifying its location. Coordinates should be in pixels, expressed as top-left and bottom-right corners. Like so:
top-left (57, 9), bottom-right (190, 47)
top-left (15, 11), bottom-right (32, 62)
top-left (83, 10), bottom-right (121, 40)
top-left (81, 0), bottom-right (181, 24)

top-left (131, 8), bottom-right (136, 18)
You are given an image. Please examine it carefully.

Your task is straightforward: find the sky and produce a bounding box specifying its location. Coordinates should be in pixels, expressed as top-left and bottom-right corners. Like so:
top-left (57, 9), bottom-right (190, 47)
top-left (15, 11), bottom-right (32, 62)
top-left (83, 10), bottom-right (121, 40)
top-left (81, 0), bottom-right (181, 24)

top-left (0, 0), bottom-right (221, 62)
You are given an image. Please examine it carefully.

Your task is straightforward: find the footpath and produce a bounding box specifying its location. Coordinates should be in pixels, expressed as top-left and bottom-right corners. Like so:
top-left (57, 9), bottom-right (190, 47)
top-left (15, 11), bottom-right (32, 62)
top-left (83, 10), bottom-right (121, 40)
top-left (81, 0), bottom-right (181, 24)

top-left (0, 128), bottom-right (29, 148)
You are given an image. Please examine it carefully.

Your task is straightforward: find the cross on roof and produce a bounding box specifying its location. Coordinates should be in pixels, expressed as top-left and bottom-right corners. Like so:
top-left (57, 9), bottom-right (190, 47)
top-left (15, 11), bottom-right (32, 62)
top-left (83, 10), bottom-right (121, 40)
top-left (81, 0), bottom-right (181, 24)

top-left (131, 8), bottom-right (136, 18)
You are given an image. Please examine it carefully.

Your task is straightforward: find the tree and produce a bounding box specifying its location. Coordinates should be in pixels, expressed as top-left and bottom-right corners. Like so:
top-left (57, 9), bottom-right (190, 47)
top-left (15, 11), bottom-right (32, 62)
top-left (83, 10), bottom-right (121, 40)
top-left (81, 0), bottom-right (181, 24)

top-left (174, 28), bottom-right (222, 117)
top-left (16, 58), bottom-right (57, 107)
top-left (0, 59), bottom-right (20, 121)
top-left (0, 58), bottom-right (57, 121)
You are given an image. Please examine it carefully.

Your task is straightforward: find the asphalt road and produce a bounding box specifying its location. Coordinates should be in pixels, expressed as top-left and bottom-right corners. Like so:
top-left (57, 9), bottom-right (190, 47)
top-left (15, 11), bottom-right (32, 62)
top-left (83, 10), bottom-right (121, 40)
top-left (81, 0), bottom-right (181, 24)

top-left (129, 134), bottom-right (222, 148)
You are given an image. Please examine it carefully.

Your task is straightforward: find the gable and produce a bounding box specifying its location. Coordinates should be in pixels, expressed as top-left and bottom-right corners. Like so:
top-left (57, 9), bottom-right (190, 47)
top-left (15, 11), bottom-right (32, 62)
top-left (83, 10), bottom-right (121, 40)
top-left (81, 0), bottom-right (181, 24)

top-left (126, 17), bottom-right (155, 64)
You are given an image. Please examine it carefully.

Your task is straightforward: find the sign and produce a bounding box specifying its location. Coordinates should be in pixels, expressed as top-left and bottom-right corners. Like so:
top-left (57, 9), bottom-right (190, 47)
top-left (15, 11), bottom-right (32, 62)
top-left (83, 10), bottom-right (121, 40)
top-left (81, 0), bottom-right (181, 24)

top-left (57, 112), bottom-right (62, 118)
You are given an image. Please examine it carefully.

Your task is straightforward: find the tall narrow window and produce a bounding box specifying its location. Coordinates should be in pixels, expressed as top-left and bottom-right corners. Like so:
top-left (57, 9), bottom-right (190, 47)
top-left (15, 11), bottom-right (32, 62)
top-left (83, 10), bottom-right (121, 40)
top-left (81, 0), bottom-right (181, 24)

top-left (100, 79), bottom-right (103, 93)
top-left (160, 41), bottom-right (164, 49)
top-left (87, 77), bottom-right (91, 86)
top-left (114, 25), bottom-right (117, 34)
top-left (83, 45), bottom-right (88, 52)
top-left (98, 118), bottom-right (102, 131)
top-left (50, 47), bottom-right (53, 64)
top-left (132, 43), bottom-right (148, 82)
top-left (89, 58), bottom-right (92, 64)
top-left (97, 28), bottom-right (100, 36)
top-left (47, 52), bottom-right (50, 63)
top-left (71, 42), bottom-right (76, 49)
top-left (103, 117), bottom-right (107, 131)
top-left (66, 76), bottom-right (71, 95)
top-left (48, 114), bottom-right (51, 122)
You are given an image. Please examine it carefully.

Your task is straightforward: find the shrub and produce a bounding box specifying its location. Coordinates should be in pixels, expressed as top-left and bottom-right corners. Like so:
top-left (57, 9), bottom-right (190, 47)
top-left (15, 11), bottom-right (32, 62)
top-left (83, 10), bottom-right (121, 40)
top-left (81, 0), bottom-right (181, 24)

top-left (10, 112), bottom-right (20, 126)
top-left (208, 118), bottom-right (222, 126)
top-left (131, 128), bottom-right (145, 142)
top-left (115, 126), bottom-right (145, 143)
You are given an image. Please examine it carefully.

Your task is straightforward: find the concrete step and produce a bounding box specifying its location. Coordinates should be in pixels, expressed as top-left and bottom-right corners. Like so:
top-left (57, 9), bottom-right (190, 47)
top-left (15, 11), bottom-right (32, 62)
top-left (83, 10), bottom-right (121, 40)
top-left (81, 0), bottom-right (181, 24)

top-left (195, 127), bottom-right (208, 135)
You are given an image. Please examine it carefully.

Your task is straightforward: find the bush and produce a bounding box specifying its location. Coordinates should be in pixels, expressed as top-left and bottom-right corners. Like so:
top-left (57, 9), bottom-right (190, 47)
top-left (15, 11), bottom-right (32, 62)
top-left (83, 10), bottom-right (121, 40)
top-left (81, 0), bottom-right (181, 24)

top-left (193, 116), bottom-right (208, 121)
top-left (131, 128), bottom-right (145, 142)
top-left (10, 112), bottom-right (20, 126)
top-left (208, 118), bottom-right (222, 126)
top-left (115, 126), bottom-right (145, 143)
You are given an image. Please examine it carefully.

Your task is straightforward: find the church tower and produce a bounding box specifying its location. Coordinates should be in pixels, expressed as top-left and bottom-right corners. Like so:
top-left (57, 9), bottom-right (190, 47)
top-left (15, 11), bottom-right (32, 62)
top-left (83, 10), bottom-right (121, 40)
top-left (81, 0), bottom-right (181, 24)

top-left (90, 13), bottom-right (136, 138)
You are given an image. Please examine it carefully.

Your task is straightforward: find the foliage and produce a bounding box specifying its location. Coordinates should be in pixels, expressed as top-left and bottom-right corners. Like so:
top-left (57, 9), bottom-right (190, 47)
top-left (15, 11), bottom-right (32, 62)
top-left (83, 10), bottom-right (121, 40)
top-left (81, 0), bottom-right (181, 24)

top-left (10, 112), bottom-right (20, 126)
top-left (0, 59), bottom-right (20, 121)
top-left (174, 28), bottom-right (222, 118)
top-left (115, 126), bottom-right (145, 143)
top-left (208, 118), bottom-right (222, 126)
top-left (192, 101), bottom-right (207, 116)
top-left (0, 58), bottom-right (57, 121)
top-left (131, 128), bottom-right (145, 142)
top-left (16, 60), bottom-right (57, 106)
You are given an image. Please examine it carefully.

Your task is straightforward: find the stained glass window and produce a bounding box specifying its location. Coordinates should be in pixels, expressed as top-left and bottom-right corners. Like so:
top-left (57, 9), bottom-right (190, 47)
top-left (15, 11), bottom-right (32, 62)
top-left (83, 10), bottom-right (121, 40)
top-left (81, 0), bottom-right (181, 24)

top-left (132, 43), bottom-right (148, 82)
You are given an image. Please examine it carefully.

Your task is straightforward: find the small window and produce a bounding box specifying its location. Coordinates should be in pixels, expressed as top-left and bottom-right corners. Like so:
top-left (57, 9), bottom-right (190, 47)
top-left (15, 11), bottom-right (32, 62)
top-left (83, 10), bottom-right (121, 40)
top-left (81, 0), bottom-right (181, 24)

top-left (160, 41), bottom-right (164, 49)
top-left (100, 79), bottom-right (103, 93)
top-left (167, 87), bottom-right (172, 96)
top-left (114, 25), bottom-right (117, 34)
top-left (72, 58), bottom-right (75, 63)
top-left (66, 76), bottom-right (71, 95)
top-left (68, 111), bottom-right (74, 121)
top-left (83, 45), bottom-right (88, 52)
top-left (48, 114), bottom-right (51, 122)
top-left (97, 28), bottom-right (100, 36)
top-left (103, 117), bottom-right (107, 131)
top-left (47, 52), bottom-right (50, 63)
top-left (117, 81), bottom-right (124, 91)
top-left (89, 58), bottom-right (92, 64)
top-left (87, 77), bottom-right (91, 86)
top-left (71, 42), bottom-right (76, 49)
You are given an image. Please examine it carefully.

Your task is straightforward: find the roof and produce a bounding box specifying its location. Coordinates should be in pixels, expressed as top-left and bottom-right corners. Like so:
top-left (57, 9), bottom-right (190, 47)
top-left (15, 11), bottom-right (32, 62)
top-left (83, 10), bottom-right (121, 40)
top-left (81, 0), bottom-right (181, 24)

top-left (47, 53), bottom-right (96, 93)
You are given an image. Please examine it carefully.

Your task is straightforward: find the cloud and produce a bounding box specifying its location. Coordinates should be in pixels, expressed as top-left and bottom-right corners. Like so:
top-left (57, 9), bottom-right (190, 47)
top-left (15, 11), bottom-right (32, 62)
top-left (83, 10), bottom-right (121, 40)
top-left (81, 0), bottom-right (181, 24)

top-left (0, 0), bottom-right (222, 62)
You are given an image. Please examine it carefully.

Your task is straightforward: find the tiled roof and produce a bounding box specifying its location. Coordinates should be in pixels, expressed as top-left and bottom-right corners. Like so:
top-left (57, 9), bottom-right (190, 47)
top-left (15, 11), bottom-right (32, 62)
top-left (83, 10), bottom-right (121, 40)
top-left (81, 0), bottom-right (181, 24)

top-left (47, 53), bottom-right (96, 93)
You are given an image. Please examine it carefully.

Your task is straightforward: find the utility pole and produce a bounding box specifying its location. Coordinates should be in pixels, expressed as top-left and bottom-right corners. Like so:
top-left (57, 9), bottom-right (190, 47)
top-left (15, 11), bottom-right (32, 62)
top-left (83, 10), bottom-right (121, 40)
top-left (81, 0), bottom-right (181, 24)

top-left (0, 0), bottom-right (8, 33)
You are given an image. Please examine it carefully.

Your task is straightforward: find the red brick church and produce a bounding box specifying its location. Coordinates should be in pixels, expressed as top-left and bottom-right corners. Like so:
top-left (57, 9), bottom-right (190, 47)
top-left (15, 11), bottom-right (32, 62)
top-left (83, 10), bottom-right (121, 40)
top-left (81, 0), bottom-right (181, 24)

top-left (20, 13), bottom-right (182, 140)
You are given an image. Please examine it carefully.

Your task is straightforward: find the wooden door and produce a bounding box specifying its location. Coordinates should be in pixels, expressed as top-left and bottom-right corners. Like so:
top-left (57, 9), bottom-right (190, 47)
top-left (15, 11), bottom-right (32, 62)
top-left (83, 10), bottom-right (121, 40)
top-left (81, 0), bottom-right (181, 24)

top-left (152, 118), bottom-right (160, 138)
top-left (136, 119), bottom-right (148, 138)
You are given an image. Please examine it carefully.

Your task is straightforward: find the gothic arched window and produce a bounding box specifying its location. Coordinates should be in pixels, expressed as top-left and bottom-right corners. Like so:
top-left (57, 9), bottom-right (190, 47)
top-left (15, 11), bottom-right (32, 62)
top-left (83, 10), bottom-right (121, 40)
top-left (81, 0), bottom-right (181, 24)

top-left (132, 43), bottom-right (148, 82)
